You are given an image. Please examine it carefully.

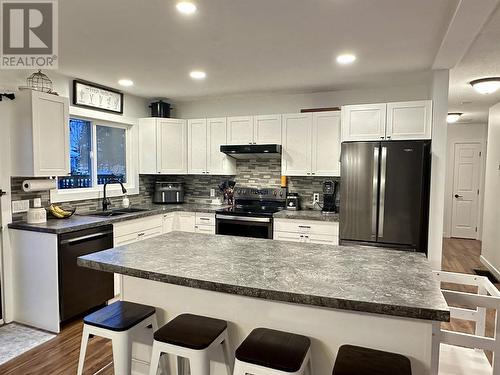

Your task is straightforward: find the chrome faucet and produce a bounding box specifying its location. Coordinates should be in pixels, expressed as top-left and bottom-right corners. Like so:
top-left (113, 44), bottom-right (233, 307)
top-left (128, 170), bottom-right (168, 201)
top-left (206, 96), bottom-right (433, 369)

top-left (102, 179), bottom-right (127, 211)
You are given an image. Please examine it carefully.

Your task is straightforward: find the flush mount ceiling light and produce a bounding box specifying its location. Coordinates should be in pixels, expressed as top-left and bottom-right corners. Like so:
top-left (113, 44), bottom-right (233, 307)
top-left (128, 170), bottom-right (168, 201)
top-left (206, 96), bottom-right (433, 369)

top-left (447, 113), bottom-right (463, 124)
top-left (470, 77), bottom-right (500, 95)
top-left (176, 1), bottom-right (197, 15)
top-left (336, 53), bottom-right (356, 65)
top-left (118, 79), bottom-right (134, 87)
top-left (190, 70), bottom-right (206, 80)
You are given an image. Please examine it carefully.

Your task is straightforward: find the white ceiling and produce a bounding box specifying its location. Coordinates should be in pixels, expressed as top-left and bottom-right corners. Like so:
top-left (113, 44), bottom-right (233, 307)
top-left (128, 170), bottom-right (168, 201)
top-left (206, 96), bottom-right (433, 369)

top-left (449, 4), bottom-right (500, 124)
top-left (56, 0), bottom-right (460, 100)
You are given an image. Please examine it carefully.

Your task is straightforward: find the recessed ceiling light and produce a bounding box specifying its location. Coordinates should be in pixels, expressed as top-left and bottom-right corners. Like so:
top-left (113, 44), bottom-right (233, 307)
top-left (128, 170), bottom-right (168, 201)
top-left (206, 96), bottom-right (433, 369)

top-left (447, 113), bottom-right (463, 124)
top-left (190, 70), bottom-right (206, 80)
top-left (176, 1), bottom-right (197, 15)
top-left (118, 79), bottom-right (134, 87)
top-left (470, 77), bottom-right (500, 95)
top-left (336, 54), bottom-right (356, 65)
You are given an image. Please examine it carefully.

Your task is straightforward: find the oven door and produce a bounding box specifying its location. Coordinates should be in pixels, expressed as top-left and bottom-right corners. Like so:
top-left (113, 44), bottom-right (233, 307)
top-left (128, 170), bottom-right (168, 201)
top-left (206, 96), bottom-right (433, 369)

top-left (216, 215), bottom-right (272, 239)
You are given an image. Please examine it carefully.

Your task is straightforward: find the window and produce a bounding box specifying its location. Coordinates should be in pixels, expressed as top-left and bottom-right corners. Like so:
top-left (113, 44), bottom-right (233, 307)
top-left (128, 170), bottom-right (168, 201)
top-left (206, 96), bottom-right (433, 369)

top-left (59, 118), bottom-right (129, 190)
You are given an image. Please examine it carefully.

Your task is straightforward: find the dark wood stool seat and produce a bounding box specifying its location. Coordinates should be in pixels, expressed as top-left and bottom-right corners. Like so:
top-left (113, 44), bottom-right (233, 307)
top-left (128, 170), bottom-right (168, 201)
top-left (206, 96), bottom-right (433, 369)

top-left (83, 301), bottom-right (156, 332)
top-left (332, 345), bottom-right (412, 375)
top-left (235, 327), bottom-right (311, 372)
top-left (154, 313), bottom-right (228, 350)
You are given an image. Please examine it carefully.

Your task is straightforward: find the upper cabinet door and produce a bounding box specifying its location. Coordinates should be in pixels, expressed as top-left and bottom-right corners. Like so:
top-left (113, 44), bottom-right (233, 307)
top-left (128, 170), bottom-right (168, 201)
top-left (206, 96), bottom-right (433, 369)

top-left (386, 100), bottom-right (432, 140)
top-left (157, 119), bottom-right (187, 174)
top-left (187, 119), bottom-right (208, 174)
top-left (312, 111), bottom-right (341, 177)
top-left (281, 113), bottom-right (312, 176)
top-left (227, 116), bottom-right (254, 144)
top-left (138, 118), bottom-right (158, 174)
top-left (341, 103), bottom-right (387, 141)
top-left (32, 91), bottom-right (70, 176)
top-left (254, 114), bottom-right (282, 144)
top-left (207, 117), bottom-right (236, 175)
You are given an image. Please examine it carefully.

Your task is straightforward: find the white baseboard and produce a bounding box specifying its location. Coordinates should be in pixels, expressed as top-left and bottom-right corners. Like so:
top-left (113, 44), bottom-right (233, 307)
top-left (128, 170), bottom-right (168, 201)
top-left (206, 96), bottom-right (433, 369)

top-left (480, 255), bottom-right (500, 280)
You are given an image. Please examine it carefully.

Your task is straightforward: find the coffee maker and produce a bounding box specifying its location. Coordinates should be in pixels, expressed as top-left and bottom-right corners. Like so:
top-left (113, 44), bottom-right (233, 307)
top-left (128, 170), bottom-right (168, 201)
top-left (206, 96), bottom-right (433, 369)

top-left (322, 180), bottom-right (339, 213)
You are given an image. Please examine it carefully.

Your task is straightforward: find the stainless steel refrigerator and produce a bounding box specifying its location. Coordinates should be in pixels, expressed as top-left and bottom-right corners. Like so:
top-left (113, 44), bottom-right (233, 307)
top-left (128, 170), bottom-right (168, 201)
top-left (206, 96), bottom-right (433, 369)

top-left (339, 140), bottom-right (431, 253)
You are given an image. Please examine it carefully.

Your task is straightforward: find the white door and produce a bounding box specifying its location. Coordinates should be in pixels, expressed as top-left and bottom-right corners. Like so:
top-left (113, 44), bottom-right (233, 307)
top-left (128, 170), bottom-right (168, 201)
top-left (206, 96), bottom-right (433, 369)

top-left (175, 212), bottom-right (195, 232)
top-left (281, 113), bottom-right (312, 176)
top-left (227, 116), bottom-right (254, 144)
top-left (32, 91), bottom-right (70, 176)
top-left (207, 118), bottom-right (235, 175)
top-left (254, 114), bottom-right (282, 144)
top-left (311, 111), bottom-right (341, 176)
top-left (386, 100), bottom-right (432, 140)
top-left (341, 103), bottom-right (387, 141)
top-left (187, 119), bottom-right (208, 174)
top-left (157, 119), bottom-right (187, 174)
top-left (451, 143), bottom-right (482, 239)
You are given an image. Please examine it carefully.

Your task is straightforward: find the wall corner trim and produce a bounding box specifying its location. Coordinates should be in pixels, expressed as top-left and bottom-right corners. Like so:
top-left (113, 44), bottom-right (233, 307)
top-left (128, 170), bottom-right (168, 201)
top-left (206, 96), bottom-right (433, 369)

top-left (480, 255), bottom-right (500, 281)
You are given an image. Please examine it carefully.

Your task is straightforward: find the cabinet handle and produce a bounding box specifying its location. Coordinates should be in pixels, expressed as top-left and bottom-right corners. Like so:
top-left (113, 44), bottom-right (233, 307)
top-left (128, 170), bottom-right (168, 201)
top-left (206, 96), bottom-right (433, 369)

top-left (386, 135), bottom-right (391, 139)
top-left (137, 232), bottom-right (145, 237)
top-left (298, 225), bottom-right (311, 229)
top-left (311, 172), bottom-right (315, 175)
top-left (380, 137), bottom-right (385, 139)
top-left (199, 218), bottom-right (210, 221)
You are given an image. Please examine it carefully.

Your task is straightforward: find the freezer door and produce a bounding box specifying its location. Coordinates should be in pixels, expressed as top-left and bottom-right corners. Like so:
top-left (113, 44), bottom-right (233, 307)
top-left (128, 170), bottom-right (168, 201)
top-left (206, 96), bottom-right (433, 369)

top-left (340, 142), bottom-right (380, 242)
top-left (377, 140), bottom-right (430, 248)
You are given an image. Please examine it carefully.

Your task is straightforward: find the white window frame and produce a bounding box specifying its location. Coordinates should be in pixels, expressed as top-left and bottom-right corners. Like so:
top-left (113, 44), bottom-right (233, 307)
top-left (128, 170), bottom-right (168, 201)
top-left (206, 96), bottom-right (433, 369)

top-left (50, 111), bottom-right (139, 203)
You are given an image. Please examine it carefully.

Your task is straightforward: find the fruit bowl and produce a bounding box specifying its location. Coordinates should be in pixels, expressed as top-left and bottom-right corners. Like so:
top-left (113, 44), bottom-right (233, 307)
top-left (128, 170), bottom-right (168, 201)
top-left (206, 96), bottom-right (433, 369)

top-left (47, 205), bottom-right (76, 219)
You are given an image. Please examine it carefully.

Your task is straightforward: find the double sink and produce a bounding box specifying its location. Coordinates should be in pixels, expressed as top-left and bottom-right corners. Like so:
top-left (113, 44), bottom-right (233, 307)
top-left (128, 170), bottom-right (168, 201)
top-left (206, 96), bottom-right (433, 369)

top-left (85, 207), bottom-right (149, 217)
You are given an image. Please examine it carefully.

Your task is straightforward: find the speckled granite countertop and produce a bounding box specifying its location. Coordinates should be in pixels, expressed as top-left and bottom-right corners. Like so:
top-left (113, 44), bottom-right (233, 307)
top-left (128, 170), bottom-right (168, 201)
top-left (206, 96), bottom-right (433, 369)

top-left (78, 232), bottom-right (449, 322)
top-left (8, 204), bottom-right (229, 234)
top-left (273, 210), bottom-right (339, 222)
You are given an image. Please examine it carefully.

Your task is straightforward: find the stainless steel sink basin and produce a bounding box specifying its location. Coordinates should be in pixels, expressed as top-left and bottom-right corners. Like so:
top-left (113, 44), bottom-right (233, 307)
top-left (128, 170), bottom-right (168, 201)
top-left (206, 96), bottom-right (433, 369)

top-left (86, 208), bottom-right (149, 217)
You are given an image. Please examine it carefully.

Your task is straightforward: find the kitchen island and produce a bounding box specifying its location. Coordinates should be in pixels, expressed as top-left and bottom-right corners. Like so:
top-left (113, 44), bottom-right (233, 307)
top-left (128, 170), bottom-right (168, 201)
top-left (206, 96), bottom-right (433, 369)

top-left (79, 232), bottom-right (448, 375)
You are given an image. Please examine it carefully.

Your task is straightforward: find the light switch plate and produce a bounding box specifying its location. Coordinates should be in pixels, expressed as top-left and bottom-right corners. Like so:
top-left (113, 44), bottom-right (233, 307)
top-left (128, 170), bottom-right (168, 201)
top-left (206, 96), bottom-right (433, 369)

top-left (313, 193), bottom-right (320, 203)
top-left (12, 199), bottom-right (30, 213)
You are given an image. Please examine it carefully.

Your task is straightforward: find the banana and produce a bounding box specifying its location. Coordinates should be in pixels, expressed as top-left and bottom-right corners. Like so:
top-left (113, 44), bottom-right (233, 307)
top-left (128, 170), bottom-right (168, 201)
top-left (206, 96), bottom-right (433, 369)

top-left (49, 205), bottom-right (65, 218)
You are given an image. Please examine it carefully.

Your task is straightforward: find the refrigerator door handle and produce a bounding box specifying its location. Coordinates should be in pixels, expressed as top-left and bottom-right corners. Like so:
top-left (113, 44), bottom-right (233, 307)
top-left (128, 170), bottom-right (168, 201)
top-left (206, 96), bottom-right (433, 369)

top-left (378, 146), bottom-right (387, 238)
top-left (372, 147), bottom-right (379, 239)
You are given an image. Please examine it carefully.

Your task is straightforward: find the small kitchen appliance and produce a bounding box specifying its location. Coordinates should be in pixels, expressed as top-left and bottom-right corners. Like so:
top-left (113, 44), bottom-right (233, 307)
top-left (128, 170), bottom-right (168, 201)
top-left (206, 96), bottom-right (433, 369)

top-left (149, 100), bottom-right (171, 118)
top-left (322, 180), bottom-right (338, 213)
top-left (153, 182), bottom-right (184, 204)
top-left (286, 193), bottom-right (301, 211)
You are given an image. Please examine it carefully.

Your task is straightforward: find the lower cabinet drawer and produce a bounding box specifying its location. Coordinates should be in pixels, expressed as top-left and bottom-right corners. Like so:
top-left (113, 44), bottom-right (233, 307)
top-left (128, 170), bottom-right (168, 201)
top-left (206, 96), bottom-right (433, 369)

top-left (274, 219), bottom-right (339, 236)
top-left (274, 231), bottom-right (303, 242)
top-left (114, 226), bottom-right (163, 246)
top-left (194, 224), bottom-right (215, 234)
top-left (195, 213), bottom-right (215, 226)
top-left (305, 234), bottom-right (339, 245)
top-left (113, 215), bottom-right (163, 238)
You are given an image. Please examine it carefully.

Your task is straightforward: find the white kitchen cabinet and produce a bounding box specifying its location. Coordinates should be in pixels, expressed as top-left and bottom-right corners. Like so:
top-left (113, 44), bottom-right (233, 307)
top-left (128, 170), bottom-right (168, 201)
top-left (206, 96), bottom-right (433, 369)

top-left (281, 113), bottom-right (312, 176)
top-left (282, 112), bottom-right (340, 176)
top-left (254, 114), bottom-right (282, 144)
top-left (175, 212), bottom-right (196, 232)
top-left (312, 111), bottom-right (341, 176)
top-left (188, 118), bottom-right (208, 174)
top-left (227, 116), bottom-right (254, 144)
top-left (341, 100), bottom-right (432, 141)
top-left (273, 218), bottom-right (339, 245)
top-left (187, 118), bottom-right (236, 175)
top-left (207, 117), bottom-right (236, 175)
top-left (194, 213), bottom-right (216, 234)
top-left (341, 103), bottom-right (387, 142)
top-left (386, 100), bottom-right (432, 140)
top-left (163, 213), bottom-right (175, 233)
top-left (11, 90), bottom-right (70, 176)
top-left (138, 118), bottom-right (187, 174)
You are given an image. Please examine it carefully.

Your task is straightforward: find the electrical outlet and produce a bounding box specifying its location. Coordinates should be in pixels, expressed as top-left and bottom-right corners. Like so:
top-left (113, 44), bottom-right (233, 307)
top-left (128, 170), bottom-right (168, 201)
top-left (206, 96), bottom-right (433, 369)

top-left (313, 193), bottom-right (320, 203)
top-left (12, 199), bottom-right (30, 213)
top-left (210, 188), bottom-right (216, 197)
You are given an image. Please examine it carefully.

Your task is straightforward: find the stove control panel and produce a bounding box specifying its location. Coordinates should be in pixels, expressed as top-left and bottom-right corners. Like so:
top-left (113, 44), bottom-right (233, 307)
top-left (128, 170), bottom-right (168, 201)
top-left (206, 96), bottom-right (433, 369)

top-left (235, 187), bottom-right (287, 200)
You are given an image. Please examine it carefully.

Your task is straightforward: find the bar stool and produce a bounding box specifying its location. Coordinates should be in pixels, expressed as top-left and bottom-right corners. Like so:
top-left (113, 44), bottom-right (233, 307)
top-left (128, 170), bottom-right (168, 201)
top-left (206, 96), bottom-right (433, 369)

top-left (77, 301), bottom-right (159, 375)
top-left (332, 345), bottom-right (412, 375)
top-left (149, 313), bottom-right (233, 375)
top-left (233, 328), bottom-right (312, 375)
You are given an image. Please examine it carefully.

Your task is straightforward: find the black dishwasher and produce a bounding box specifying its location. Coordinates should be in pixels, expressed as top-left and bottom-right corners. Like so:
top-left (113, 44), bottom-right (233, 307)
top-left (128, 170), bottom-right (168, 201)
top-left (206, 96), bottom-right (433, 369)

top-left (58, 225), bottom-right (114, 322)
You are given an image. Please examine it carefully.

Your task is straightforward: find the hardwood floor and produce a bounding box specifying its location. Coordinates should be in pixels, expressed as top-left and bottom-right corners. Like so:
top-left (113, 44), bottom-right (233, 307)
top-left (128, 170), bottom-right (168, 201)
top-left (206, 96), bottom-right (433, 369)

top-left (0, 238), bottom-right (494, 374)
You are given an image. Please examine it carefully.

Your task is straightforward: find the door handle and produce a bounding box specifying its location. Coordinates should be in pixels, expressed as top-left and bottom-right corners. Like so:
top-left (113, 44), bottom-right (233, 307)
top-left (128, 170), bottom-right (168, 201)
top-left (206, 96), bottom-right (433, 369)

top-left (372, 147), bottom-right (379, 239)
top-left (0, 189), bottom-right (7, 196)
top-left (454, 194), bottom-right (463, 198)
top-left (378, 146), bottom-right (387, 238)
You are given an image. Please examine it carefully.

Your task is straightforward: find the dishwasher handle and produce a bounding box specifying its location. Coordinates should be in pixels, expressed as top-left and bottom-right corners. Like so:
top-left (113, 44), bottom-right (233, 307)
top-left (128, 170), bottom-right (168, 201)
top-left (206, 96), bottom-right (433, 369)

top-left (60, 230), bottom-right (114, 245)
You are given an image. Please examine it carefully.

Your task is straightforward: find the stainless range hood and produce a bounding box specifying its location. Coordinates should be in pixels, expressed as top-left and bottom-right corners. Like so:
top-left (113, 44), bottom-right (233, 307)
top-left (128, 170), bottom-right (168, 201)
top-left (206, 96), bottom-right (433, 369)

top-left (220, 144), bottom-right (282, 159)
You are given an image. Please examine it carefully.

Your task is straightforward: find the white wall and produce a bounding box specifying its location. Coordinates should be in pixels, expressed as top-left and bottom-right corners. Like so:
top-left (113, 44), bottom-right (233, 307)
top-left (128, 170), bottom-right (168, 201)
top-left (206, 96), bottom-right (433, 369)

top-left (481, 102), bottom-right (500, 278)
top-left (443, 123), bottom-right (488, 239)
top-left (174, 83), bottom-right (431, 118)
